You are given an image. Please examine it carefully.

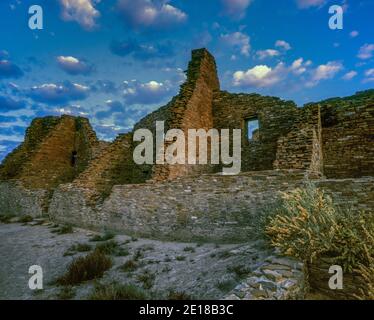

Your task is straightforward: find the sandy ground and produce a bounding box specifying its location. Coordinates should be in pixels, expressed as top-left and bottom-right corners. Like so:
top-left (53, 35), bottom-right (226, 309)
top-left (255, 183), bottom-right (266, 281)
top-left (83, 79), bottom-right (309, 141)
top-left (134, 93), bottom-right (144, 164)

top-left (0, 221), bottom-right (271, 300)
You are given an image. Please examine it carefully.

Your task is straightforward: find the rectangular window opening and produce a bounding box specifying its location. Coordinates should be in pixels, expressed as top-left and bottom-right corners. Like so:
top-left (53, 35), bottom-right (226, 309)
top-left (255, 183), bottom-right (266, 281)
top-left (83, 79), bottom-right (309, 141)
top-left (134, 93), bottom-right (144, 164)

top-left (246, 118), bottom-right (260, 141)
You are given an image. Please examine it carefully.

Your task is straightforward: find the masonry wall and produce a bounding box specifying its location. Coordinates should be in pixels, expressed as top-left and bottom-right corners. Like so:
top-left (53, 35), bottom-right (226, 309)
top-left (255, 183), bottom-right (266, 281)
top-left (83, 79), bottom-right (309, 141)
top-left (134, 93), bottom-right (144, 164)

top-left (49, 171), bottom-right (374, 242)
top-left (274, 104), bottom-right (323, 177)
top-left (71, 132), bottom-right (148, 204)
top-left (319, 90), bottom-right (374, 178)
top-left (150, 49), bottom-right (220, 181)
top-left (212, 92), bottom-right (299, 172)
top-left (0, 115), bottom-right (100, 190)
top-left (0, 115), bottom-right (102, 215)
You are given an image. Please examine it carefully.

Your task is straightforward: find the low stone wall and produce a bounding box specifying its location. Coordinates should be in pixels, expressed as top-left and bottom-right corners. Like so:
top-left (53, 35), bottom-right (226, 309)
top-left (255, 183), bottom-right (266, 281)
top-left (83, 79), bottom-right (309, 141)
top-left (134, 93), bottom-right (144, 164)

top-left (3, 170), bottom-right (373, 241)
top-left (49, 170), bottom-right (308, 242)
top-left (0, 181), bottom-right (47, 217)
top-left (307, 258), bottom-right (367, 300)
top-left (315, 176), bottom-right (374, 213)
top-left (224, 255), bottom-right (306, 300)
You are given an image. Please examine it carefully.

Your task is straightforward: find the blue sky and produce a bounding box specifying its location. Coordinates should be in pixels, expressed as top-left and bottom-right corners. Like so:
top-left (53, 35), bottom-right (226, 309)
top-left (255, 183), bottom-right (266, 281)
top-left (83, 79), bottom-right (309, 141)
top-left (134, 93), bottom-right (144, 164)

top-left (0, 0), bottom-right (373, 160)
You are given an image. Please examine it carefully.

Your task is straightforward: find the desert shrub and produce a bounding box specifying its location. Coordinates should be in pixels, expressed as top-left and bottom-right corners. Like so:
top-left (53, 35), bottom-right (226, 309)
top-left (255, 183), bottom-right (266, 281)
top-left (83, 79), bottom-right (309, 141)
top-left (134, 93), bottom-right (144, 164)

top-left (64, 243), bottom-right (92, 256)
top-left (183, 246), bottom-right (196, 253)
top-left (89, 283), bottom-right (147, 300)
top-left (57, 286), bottom-right (76, 300)
top-left (52, 224), bottom-right (74, 235)
top-left (19, 215), bottom-right (33, 223)
top-left (216, 279), bottom-right (236, 292)
top-left (120, 259), bottom-right (138, 273)
top-left (137, 270), bottom-right (155, 289)
top-left (94, 240), bottom-right (119, 255)
top-left (175, 255), bottom-right (186, 261)
top-left (167, 290), bottom-right (192, 300)
top-left (218, 250), bottom-right (232, 259)
top-left (355, 256), bottom-right (374, 300)
top-left (227, 265), bottom-right (251, 279)
top-left (265, 184), bottom-right (337, 263)
top-left (134, 249), bottom-right (144, 261)
top-left (265, 183), bottom-right (374, 274)
top-left (264, 183), bottom-right (374, 298)
top-left (90, 231), bottom-right (115, 242)
top-left (0, 214), bottom-right (16, 223)
top-left (56, 251), bottom-right (112, 285)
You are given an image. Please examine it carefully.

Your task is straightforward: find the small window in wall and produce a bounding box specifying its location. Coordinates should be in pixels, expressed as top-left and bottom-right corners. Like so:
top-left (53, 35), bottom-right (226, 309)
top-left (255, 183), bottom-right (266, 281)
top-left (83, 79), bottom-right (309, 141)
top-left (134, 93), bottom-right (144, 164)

top-left (71, 151), bottom-right (77, 167)
top-left (246, 118), bottom-right (260, 141)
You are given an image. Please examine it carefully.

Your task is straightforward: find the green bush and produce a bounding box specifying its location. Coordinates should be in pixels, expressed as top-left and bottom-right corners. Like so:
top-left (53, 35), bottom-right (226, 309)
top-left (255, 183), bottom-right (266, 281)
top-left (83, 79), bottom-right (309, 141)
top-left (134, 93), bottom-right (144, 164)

top-left (137, 270), bottom-right (155, 289)
top-left (261, 183), bottom-right (374, 300)
top-left (265, 183), bottom-right (374, 274)
top-left (120, 260), bottom-right (138, 273)
top-left (64, 243), bottom-right (92, 256)
top-left (56, 251), bottom-right (112, 285)
top-left (52, 224), bottom-right (74, 235)
top-left (227, 265), bottom-right (251, 279)
top-left (265, 184), bottom-right (337, 263)
top-left (19, 215), bottom-right (33, 223)
top-left (90, 231), bottom-right (115, 242)
top-left (89, 283), bottom-right (147, 300)
top-left (0, 214), bottom-right (16, 223)
top-left (57, 286), bottom-right (76, 300)
top-left (95, 241), bottom-right (119, 255)
top-left (167, 290), bottom-right (193, 300)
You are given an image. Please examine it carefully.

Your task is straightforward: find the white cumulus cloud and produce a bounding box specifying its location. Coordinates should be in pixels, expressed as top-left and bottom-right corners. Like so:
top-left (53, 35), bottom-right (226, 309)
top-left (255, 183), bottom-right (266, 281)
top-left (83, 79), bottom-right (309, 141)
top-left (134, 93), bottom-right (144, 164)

top-left (275, 40), bottom-right (291, 51)
top-left (342, 71), bottom-right (357, 80)
top-left (233, 63), bottom-right (286, 88)
top-left (123, 80), bottom-right (173, 105)
top-left (117, 0), bottom-right (187, 29)
top-left (350, 30), bottom-right (359, 38)
top-left (363, 68), bottom-right (374, 82)
top-left (357, 44), bottom-right (374, 60)
top-left (221, 0), bottom-right (253, 19)
top-left (256, 49), bottom-right (280, 60)
top-left (59, 0), bottom-right (101, 30)
top-left (220, 32), bottom-right (250, 57)
top-left (56, 56), bottom-right (94, 75)
top-left (307, 61), bottom-right (343, 87)
top-left (290, 58), bottom-right (312, 75)
top-left (296, 0), bottom-right (326, 9)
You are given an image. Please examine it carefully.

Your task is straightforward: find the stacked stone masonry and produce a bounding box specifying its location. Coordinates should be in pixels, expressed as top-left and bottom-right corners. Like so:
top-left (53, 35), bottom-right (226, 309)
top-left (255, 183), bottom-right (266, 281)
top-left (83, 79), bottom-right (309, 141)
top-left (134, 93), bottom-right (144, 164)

top-left (0, 48), bottom-right (373, 300)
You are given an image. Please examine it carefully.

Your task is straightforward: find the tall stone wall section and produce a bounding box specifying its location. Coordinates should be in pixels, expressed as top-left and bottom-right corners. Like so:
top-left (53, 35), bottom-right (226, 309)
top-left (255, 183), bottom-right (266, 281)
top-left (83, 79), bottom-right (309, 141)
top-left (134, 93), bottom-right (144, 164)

top-left (319, 90), bottom-right (374, 178)
top-left (0, 116), bottom-right (61, 180)
top-left (274, 104), bottom-right (323, 178)
top-left (0, 115), bottom-right (101, 215)
top-left (70, 133), bottom-right (148, 204)
top-left (150, 49), bottom-right (220, 181)
top-left (212, 92), bottom-right (299, 172)
top-left (0, 115), bottom-right (100, 190)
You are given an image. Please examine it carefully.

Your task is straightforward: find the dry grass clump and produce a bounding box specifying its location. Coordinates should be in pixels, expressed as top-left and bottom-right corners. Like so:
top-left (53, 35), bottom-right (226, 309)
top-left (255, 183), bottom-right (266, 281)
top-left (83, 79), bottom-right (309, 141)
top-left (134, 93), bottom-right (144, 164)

top-left (57, 251), bottom-right (112, 285)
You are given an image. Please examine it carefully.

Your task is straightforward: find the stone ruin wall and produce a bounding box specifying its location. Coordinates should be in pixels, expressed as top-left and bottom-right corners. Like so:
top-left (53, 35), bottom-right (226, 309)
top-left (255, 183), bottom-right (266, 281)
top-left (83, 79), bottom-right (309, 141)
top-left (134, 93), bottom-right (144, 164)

top-left (0, 49), bottom-right (373, 224)
top-left (0, 115), bottom-right (100, 190)
top-left (49, 170), bottom-right (374, 242)
top-left (274, 104), bottom-right (323, 177)
top-left (148, 49), bottom-right (220, 181)
top-left (319, 92), bottom-right (374, 178)
top-left (0, 115), bottom-right (102, 215)
top-left (212, 92), bottom-right (300, 172)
